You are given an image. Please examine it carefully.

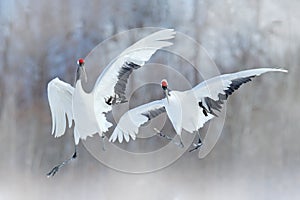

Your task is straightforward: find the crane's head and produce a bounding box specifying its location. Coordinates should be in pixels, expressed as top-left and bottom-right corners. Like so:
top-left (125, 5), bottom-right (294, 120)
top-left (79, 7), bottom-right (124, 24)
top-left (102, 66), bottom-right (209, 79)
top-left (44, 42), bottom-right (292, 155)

top-left (77, 58), bottom-right (85, 66)
top-left (161, 79), bottom-right (169, 102)
top-left (161, 79), bottom-right (168, 90)
top-left (76, 58), bottom-right (87, 82)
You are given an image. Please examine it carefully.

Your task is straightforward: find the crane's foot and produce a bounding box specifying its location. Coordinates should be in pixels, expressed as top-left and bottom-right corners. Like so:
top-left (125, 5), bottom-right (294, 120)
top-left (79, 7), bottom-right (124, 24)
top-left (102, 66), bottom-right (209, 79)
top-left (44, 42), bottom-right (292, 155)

top-left (46, 165), bottom-right (60, 177)
top-left (47, 149), bottom-right (77, 177)
top-left (189, 138), bottom-right (202, 152)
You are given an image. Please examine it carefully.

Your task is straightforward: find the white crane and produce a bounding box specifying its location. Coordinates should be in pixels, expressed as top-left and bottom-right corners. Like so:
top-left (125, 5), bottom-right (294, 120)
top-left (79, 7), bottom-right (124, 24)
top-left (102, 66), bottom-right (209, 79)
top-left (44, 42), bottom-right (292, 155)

top-left (109, 68), bottom-right (287, 152)
top-left (46, 29), bottom-right (175, 177)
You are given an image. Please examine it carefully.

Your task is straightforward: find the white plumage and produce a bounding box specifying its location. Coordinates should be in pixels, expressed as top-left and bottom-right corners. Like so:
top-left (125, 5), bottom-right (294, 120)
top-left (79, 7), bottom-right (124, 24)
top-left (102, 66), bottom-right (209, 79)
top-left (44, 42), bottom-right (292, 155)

top-left (46, 29), bottom-right (176, 177)
top-left (109, 68), bottom-right (287, 145)
top-left (47, 29), bottom-right (175, 145)
top-left (48, 78), bottom-right (74, 138)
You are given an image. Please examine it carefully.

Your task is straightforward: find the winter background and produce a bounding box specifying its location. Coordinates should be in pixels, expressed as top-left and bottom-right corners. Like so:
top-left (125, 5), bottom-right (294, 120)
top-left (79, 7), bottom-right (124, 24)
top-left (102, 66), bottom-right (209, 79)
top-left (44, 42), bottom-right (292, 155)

top-left (0, 0), bottom-right (299, 199)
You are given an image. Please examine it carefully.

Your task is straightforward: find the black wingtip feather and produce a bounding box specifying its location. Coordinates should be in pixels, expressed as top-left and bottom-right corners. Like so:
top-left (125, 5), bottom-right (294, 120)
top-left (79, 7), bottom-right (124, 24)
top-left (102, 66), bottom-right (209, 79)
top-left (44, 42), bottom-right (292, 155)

top-left (199, 75), bottom-right (256, 117)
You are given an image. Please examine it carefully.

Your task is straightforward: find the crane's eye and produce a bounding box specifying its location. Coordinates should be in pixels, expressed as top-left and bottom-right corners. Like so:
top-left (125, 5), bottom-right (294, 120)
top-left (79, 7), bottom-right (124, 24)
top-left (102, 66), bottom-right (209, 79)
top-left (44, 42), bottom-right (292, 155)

top-left (77, 58), bottom-right (85, 66)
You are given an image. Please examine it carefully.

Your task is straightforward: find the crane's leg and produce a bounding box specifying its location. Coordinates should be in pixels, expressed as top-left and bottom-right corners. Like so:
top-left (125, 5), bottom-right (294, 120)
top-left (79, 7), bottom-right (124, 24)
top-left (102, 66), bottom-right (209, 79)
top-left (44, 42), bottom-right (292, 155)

top-left (154, 128), bottom-right (184, 148)
top-left (189, 130), bottom-right (202, 152)
top-left (46, 145), bottom-right (78, 177)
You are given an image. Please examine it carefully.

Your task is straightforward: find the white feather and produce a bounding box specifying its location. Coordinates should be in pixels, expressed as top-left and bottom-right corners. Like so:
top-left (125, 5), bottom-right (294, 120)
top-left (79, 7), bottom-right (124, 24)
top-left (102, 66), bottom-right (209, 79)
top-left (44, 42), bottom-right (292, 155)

top-left (47, 78), bottom-right (74, 138)
top-left (109, 100), bottom-right (165, 143)
top-left (47, 29), bottom-right (175, 144)
top-left (193, 68), bottom-right (288, 101)
top-left (110, 68), bottom-right (287, 143)
top-left (93, 29), bottom-right (175, 121)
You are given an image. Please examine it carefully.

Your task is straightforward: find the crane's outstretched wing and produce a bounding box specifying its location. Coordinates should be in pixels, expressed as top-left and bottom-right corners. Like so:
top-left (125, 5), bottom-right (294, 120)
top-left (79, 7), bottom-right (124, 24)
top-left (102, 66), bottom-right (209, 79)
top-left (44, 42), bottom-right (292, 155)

top-left (47, 78), bottom-right (74, 138)
top-left (190, 68), bottom-right (288, 129)
top-left (92, 29), bottom-right (175, 130)
top-left (109, 99), bottom-right (166, 143)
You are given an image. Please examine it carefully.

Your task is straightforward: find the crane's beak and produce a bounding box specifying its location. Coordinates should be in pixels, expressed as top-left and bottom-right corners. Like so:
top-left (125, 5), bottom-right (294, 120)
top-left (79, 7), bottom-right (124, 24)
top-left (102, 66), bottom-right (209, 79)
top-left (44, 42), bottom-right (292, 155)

top-left (81, 66), bottom-right (87, 83)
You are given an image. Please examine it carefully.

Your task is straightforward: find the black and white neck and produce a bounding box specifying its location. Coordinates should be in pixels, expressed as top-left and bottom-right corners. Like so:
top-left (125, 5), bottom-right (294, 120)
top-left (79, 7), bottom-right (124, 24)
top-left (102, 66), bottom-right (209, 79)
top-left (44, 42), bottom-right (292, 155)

top-left (75, 58), bottom-right (87, 85)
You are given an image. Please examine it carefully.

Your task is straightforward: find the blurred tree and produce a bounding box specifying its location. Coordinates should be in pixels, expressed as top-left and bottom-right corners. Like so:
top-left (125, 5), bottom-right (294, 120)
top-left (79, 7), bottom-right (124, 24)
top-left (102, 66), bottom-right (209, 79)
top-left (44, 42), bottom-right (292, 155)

top-left (0, 1), bottom-right (298, 198)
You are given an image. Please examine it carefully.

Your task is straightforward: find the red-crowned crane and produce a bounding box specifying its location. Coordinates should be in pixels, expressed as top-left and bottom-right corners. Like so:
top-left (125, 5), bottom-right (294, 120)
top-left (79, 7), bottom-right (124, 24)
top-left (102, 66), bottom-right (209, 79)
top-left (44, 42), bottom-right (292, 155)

top-left (46, 29), bottom-right (175, 176)
top-left (109, 68), bottom-right (287, 152)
